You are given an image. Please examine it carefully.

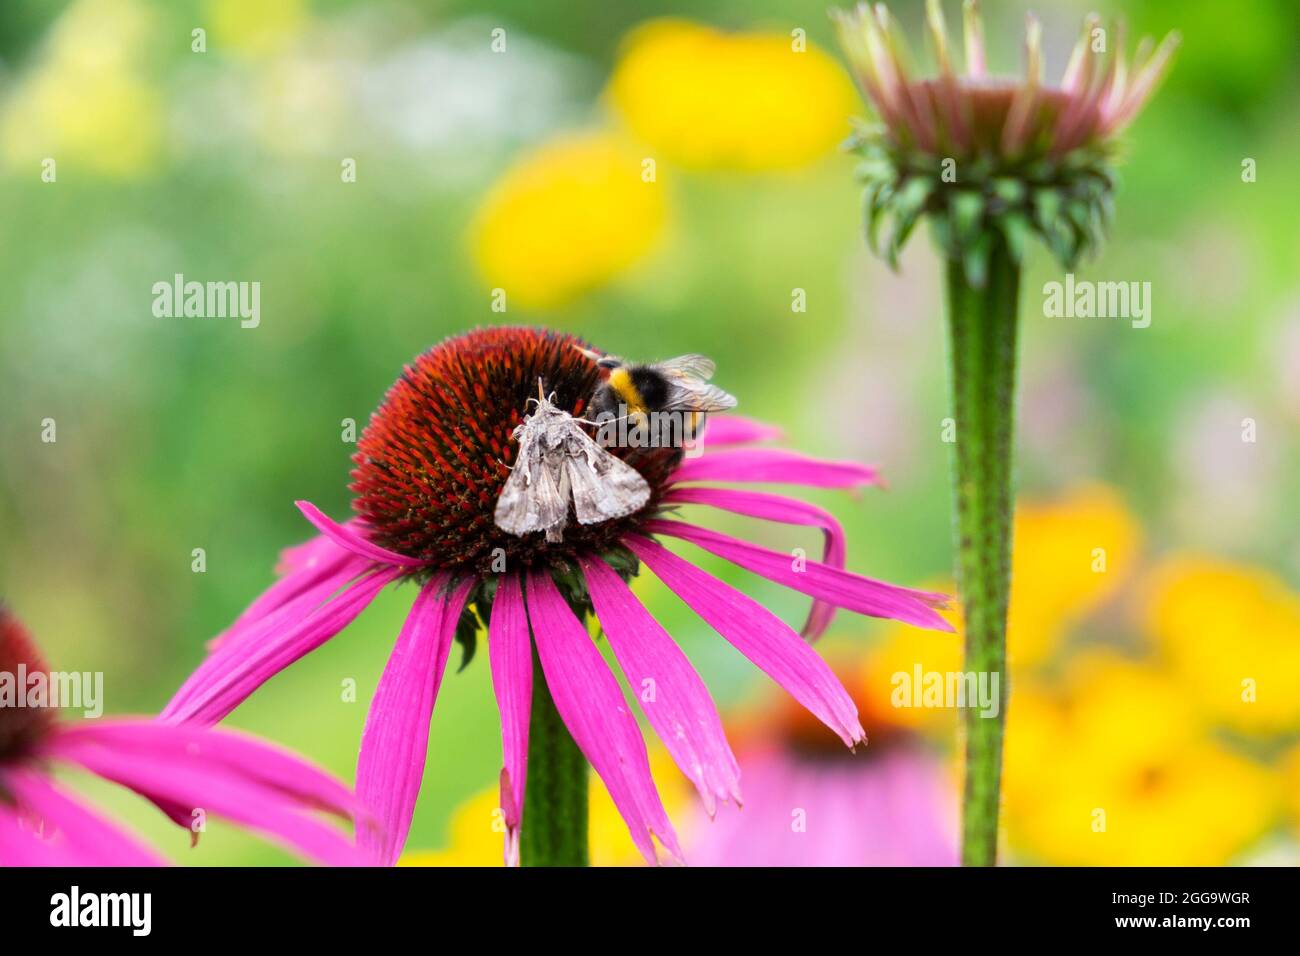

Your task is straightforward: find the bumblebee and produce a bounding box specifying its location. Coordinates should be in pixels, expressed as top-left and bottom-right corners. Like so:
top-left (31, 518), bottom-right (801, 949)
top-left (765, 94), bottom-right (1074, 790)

top-left (575, 348), bottom-right (737, 449)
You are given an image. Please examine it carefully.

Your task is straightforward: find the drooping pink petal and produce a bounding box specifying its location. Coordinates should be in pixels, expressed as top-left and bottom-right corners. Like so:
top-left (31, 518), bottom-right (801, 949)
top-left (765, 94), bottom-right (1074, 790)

top-left (661, 486), bottom-right (848, 641)
top-left (356, 574), bottom-right (473, 866)
top-left (295, 501), bottom-right (426, 568)
top-left (2, 769), bottom-right (165, 867)
top-left (669, 448), bottom-right (880, 489)
top-left (525, 570), bottom-right (681, 865)
top-left (57, 743), bottom-right (366, 867)
top-left (625, 533), bottom-right (865, 747)
top-left (162, 565), bottom-right (403, 726)
top-left (700, 415), bottom-right (783, 448)
top-left (170, 548), bottom-right (374, 712)
top-left (645, 518), bottom-right (953, 632)
top-left (207, 531), bottom-right (358, 651)
top-left (579, 555), bottom-right (741, 816)
top-left (487, 570), bottom-right (531, 867)
top-left (0, 790), bottom-right (73, 866)
top-left (53, 719), bottom-right (360, 821)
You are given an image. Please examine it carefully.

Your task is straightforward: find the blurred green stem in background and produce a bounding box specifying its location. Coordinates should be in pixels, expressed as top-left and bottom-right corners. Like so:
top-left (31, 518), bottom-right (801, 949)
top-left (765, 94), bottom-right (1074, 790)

top-left (520, 648), bottom-right (588, 866)
top-left (944, 233), bottom-right (1019, 867)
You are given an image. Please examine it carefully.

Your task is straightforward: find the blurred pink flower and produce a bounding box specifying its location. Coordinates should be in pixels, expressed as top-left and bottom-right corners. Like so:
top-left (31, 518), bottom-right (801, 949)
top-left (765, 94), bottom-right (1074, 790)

top-left (0, 606), bottom-right (366, 866)
top-left (686, 697), bottom-right (957, 866)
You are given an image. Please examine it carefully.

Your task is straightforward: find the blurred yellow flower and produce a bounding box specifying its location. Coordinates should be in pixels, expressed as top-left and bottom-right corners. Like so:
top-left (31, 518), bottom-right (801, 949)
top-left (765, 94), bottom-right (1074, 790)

top-left (1008, 485), bottom-right (1140, 668)
top-left (1283, 746), bottom-right (1300, 832)
top-left (863, 484), bottom-right (1139, 718)
top-left (1143, 555), bottom-right (1300, 734)
top-left (470, 132), bottom-right (668, 310)
top-left (400, 751), bottom-right (690, 867)
top-left (205, 0), bottom-right (307, 57)
top-left (0, 0), bottom-right (163, 178)
top-left (606, 19), bottom-right (856, 171)
top-left (399, 786), bottom-right (501, 867)
top-left (1003, 652), bottom-right (1278, 865)
top-left (859, 595), bottom-right (962, 735)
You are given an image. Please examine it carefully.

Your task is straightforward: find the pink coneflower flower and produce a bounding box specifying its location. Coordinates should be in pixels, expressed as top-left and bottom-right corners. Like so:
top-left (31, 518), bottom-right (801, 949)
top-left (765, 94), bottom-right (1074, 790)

top-left (162, 327), bottom-right (951, 866)
top-left (685, 683), bottom-right (957, 866)
top-left (0, 606), bottom-right (365, 866)
top-left (833, 0), bottom-right (1179, 273)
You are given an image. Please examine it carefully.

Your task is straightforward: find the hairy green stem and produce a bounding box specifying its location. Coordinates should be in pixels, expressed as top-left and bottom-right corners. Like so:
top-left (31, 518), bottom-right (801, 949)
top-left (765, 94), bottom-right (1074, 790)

top-left (519, 647), bottom-right (588, 867)
top-left (945, 235), bottom-right (1019, 867)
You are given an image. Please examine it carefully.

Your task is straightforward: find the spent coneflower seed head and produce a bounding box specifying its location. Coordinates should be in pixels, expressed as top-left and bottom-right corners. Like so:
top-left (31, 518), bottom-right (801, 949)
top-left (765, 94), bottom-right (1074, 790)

top-left (833, 0), bottom-right (1179, 278)
top-left (349, 327), bottom-right (679, 575)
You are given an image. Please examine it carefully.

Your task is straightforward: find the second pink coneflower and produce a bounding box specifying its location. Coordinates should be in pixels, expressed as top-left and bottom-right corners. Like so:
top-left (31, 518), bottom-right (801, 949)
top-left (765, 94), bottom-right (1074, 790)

top-left (0, 606), bottom-right (366, 866)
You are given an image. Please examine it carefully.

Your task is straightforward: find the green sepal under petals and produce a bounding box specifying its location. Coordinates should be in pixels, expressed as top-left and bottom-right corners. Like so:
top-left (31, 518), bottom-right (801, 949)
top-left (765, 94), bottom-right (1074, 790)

top-left (850, 126), bottom-right (1118, 283)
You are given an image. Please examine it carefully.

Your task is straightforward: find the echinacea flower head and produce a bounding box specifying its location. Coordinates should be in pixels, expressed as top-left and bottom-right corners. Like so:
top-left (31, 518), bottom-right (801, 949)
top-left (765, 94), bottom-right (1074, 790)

top-left (163, 326), bottom-right (952, 865)
top-left (832, 1), bottom-right (1179, 275)
top-left (0, 605), bottom-right (365, 866)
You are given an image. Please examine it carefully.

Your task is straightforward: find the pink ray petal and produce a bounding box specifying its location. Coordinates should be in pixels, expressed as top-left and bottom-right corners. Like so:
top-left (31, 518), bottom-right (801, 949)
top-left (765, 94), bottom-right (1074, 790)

top-left (356, 574), bottom-right (473, 866)
top-left (0, 791), bottom-right (74, 866)
top-left (525, 570), bottom-right (681, 865)
top-left (173, 553), bottom-right (375, 710)
top-left (487, 570), bottom-right (531, 867)
top-left (661, 486), bottom-right (849, 641)
top-left (162, 565), bottom-right (403, 726)
top-left (645, 519), bottom-right (953, 632)
top-left (669, 448), bottom-right (880, 489)
top-left (2, 770), bottom-right (165, 867)
top-left (699, 415), bottom-right (783, 448)
top-left (54, 719), bottom-right (360, 821)
top-left (208, 532), bottom-right (357, 652)
top-left (295, 500), bottom-right (426, 568)
top-left (625, 533), bottom-right (865, 747)
top-left (57, 744), bottom-right (366, 867)
top-left (579, 555), bottom-right (741, 816)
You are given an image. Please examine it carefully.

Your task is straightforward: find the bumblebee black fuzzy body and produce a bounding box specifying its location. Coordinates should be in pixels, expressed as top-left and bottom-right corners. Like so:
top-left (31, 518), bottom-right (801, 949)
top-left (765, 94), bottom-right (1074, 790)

top-left (578, 349), bottom-right (738, 449)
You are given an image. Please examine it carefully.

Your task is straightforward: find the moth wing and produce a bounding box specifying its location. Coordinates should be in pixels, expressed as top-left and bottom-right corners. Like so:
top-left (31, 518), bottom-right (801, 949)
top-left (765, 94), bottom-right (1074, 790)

top-left (564, 431), bottom-right (650, 525)
top-left (652, 353), bottom-right (716, 381)
top-left (530, 453), bottom-right (571, 536)
top-left (494, 430), bottom-right (544, 536)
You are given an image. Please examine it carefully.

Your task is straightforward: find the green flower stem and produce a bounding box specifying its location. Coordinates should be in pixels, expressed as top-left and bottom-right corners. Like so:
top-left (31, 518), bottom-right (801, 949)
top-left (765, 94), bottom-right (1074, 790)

top-left (944, 233), bottom-right (1020, 867)
top-left (520, 646), bottom-right (588, 867)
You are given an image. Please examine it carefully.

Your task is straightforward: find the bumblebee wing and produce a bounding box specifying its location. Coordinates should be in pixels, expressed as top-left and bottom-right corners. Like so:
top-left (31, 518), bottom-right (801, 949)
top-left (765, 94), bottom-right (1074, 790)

top-left (651, 353), bottom-right (716, 381)
top-left (563, 431), bottom-right (650, 525)
top-left (660, 378), bottom-right (738, 413)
